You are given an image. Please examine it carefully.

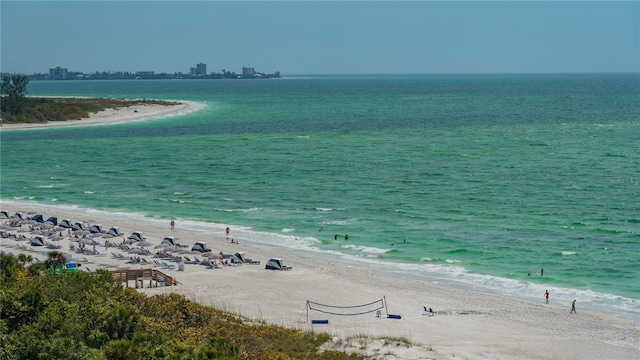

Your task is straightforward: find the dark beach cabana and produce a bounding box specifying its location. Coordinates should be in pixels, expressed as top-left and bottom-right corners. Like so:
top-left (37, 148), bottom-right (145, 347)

top-left (59, 219), bottom-right (73, 228)
top-left (90, 224), bottom-right (105, 234)
top-left (30, 236), bottom-right (45, 247)
top-left (107, 227), bottom-right (124, 237)
top-left (72, 222), bottom-right (85, 231)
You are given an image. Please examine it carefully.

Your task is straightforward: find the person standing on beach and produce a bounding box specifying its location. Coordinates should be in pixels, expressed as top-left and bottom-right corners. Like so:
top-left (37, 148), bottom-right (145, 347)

top-left (170, 219), bottom-right (175, 231)
top-left (226, 227), bottom-right (230, 238)
top-left (545, 290), bottom-right (549, 304)
top-left (570, 299), bottom-right (577, 314)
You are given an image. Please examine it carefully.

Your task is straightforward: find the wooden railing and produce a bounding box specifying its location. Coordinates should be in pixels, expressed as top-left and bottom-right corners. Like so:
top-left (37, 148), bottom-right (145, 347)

top-left (109, 268), bottom-right (176, 288)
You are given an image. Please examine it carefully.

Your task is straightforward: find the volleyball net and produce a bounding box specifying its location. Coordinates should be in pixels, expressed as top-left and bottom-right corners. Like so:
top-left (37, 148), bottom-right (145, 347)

top-left (306, 297), bottom-right (387, 321)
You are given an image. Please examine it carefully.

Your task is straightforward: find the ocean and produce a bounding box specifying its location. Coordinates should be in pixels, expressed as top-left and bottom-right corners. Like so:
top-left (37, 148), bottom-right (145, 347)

top-left (1, 74), bottom-right (639, 321)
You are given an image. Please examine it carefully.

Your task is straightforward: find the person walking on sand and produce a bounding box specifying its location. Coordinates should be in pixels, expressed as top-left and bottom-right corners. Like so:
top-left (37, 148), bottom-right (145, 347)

top-left (545, 290), bottom-right (549, 304)
top-left (570, 299), bottom-right (577, 314)
top-left (226, 227), bottom-right (230, 238)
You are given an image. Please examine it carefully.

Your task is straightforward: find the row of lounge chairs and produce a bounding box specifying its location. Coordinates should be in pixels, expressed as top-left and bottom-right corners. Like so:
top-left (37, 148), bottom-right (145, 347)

top-left (152, 259), bottom-right (177, 270)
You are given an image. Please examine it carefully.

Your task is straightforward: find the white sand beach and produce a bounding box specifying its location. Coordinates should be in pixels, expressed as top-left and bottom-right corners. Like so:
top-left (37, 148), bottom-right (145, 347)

top-left (0, 101), bottom-right (189, 130)
top-left (1, 103), bottom-right (638, 359)
top-left (1, 202), bottom-right (638, 360)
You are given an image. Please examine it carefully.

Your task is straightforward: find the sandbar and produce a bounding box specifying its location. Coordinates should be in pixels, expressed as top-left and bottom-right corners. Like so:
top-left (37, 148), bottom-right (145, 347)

top-left (0, 100), bottom-right (190, 130)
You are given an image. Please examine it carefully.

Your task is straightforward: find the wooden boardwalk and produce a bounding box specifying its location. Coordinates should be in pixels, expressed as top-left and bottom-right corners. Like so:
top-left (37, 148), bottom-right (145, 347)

top-left (109, 268), bottom-right (176, 288)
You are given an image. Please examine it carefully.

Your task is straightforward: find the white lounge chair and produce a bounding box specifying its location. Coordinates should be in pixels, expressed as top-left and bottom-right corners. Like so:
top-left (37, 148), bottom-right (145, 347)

top-left (162, 262), bottom-right (176, 270)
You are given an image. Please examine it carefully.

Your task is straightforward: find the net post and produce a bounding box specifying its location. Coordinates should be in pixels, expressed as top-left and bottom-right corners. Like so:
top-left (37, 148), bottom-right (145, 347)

top-left (383, 296), bottom-right (389, 317)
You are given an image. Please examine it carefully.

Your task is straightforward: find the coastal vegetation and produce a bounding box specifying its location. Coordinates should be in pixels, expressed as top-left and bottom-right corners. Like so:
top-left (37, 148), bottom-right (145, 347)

top-left (0, 252), bottom-right (360, 360)
top-left (1, 75), bottom-right (29, 115)
top-left (2, 74), bottom-right (180, 125)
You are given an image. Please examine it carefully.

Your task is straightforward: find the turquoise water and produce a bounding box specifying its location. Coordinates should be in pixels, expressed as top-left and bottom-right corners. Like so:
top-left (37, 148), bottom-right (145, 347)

top-left (2, 74), bottom-right (639, 320)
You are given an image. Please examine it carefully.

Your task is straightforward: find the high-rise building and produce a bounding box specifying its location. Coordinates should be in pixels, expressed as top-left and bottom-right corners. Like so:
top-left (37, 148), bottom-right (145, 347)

top-left (190, 63), bottom-right (207, 76)
top-left (49, 66), bottom-right (68, 79)
top-left (196, 63), bottom-right (206, 76)
top-left (242, 66), bottom-right (255, 77)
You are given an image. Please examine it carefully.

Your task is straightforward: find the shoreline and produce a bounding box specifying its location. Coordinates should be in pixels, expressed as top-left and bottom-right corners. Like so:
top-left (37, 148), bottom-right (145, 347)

top-left (1, 201), bottom-right (638, 359)
top-left (0, 98), bottom-right (194, 131)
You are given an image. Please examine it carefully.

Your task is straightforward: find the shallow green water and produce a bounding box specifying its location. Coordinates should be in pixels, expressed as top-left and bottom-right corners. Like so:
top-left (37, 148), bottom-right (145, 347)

top-left (2, 74), bottom-right (639, 320)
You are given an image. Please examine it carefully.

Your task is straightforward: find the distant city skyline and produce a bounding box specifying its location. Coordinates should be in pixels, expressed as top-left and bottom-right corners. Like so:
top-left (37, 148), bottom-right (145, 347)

top-left (5, 63), bottom-right (280, 80)
top-left (1, 1), bottom-right (638, 75)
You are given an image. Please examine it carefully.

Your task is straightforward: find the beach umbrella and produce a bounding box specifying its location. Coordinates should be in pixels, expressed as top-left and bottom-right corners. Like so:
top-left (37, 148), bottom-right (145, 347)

top-left (11, 212), bottom-right (26, 221)
top-left (163, 246), bottom-right (179, 253)
top-left (80, 238), bottom-right (100, 246)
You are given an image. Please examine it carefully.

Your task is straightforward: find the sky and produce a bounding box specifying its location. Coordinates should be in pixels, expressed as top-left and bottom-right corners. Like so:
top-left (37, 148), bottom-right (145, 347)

top-left (1, 1), bottom-right (638, 75)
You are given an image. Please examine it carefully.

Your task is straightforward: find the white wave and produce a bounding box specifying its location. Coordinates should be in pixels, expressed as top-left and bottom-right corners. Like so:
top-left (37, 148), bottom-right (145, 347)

top-left (315, 207), bottom-right (333, 212)
top-left (420, 257), bottom-right (432, 262)
top-left (216, 207), bottom-right (259, 213)
top-left (84, 191), bottom-right (95, 194)
top-left (341, 244), bottom-right (390, 254)
top-left (445, 259), bottom-right (461, 264)
top-left (561, 251), bottom-right (576, 256)
top-left (325, 217), bottom-right (359, 226)
top-left (281, 228), bottom-right (295, 233)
